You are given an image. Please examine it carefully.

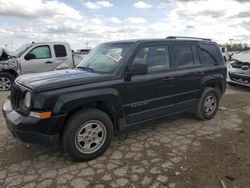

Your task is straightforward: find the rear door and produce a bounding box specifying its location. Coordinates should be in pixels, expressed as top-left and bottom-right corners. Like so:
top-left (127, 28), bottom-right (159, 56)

top-left (123, 43), bottom-right (176, 125)
top-left (53, 44), bottom-right (74, 70)
top-left (173, 42), bottom-right (204, 112)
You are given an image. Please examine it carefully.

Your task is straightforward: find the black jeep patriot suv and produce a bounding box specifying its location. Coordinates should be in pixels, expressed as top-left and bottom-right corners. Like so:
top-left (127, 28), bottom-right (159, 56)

top-left (3, 36), bottom-right (227, 161)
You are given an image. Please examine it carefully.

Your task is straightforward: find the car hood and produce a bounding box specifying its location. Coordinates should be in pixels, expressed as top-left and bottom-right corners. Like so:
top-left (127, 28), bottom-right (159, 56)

top-left (0, 48), bottom-right (14, 61)
top-left (228, 60), bottom-right (250, 75)
top-left (16, 69), bottom-right (115, 92)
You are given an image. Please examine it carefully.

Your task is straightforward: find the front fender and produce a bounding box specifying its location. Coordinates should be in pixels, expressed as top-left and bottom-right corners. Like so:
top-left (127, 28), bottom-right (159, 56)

top-left (53, 88), bottom-right (124, 118)
top-left (0, 58), bottom-right (19, 74)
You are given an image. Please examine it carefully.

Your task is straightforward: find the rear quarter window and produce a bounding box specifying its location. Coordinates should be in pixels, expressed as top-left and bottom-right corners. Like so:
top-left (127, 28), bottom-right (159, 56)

top-left (200, 44), bottom-right (223, 65)
top-left (54, 45), bottom-right (67, 57)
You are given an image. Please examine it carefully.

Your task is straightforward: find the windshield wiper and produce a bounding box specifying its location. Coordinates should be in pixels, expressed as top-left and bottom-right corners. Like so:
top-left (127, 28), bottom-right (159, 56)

top-left (77, 66), bottom-right (95, 72)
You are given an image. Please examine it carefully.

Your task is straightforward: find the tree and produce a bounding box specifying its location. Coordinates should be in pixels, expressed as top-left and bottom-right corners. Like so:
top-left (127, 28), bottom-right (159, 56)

top-left (219, 42), bottom-right (250, 52)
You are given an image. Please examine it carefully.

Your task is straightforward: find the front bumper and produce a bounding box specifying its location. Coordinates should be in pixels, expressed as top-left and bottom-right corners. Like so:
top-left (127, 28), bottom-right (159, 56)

top-left (2, 98), bottom-right (66, 145)
top-left (227, 72), bottom-right (250, 87)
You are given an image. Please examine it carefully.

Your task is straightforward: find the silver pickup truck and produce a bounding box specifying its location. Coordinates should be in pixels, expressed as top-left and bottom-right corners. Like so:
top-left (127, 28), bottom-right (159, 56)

top-left (0, 42), bottom-right (89, 91)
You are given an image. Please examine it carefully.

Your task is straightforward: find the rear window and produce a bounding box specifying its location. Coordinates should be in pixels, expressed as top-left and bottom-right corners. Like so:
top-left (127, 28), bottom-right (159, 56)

top-left (200, 44), bottom-right (222, 65)
top-left (174, 45), bottom-right (200, 67)
top-left (54, 45), bottom-right (67, 57)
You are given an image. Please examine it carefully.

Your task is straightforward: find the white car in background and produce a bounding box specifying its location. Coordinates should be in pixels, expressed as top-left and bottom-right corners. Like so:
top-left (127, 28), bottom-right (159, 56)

top-left (227, 51), bottom-right (250, 87)
top-left (219, 46), bottom-right (233, 62)
top-left (0, 42), bottom-right (89, 90)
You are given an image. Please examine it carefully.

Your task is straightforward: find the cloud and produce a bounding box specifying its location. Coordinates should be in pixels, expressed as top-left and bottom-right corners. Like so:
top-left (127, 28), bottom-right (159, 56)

top-left (83, 1), bottom-right (113, 10)
top-left (90, 18), bottom-right (102, 25)
top-left (0, 28), bottom-right (13, 38)
top-left (160, 0), bottom-right (250, 2)
top-left (232, 0), bottom-right (250, 3)
top-left (45, 25), bottom-right (80, 34)
top-left (125, 17), bottom-right (147, 24)
top-left (1, 0), bottom-right (250, 51)
top-left (110, 17), bottom-right (122, 24)
top-left (239, 21), bottom-right (250, 31)
top-left (178, 9), bottom-right (226, 18)
top-left (133, 1), bottom-right (152, 9)
top-left (0, 0), bottom-right (82, 20)
top-left (186, 25), bottom-right (195, 29)
top-left (231, 10), bottom-right (250, 18)
top-left (199, 10), bottom-right (226, 18)
top-left (170, 0), bottom-right (249, 24)
top-left (118, 26), bottom-right (146, 33)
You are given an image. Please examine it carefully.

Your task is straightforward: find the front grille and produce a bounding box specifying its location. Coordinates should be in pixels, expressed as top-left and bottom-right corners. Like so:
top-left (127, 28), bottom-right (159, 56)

top-left (10, 82), bottom-right (22, 110)
top-left (229, 72), bottom-right (250, 84)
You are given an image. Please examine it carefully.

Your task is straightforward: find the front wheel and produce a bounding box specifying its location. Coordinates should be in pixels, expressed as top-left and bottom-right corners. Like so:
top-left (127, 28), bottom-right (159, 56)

top-left (63, 109), bottom-right (113, 161)
top-left (194, 87), bottom-right (220, 120)
top-left (0, 72), bottom-right (15, 91)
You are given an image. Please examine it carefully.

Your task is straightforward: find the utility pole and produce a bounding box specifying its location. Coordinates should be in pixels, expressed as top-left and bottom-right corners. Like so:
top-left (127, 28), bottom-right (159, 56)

top-left (229, 39), bottom-right (233, 47)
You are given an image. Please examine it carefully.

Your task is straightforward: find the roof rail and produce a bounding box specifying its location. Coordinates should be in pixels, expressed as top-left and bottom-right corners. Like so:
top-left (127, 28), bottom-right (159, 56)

top-left (166, 36), bottom-right (211, 41)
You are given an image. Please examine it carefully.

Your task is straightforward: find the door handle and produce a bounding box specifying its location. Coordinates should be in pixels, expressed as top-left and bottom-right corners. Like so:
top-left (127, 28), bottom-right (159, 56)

top-left (45, 61), bottom-right (53, 64)
top-left (195, 71), bottom-right (204, 75)
top-left (163, 76), bottom-right (174, 81)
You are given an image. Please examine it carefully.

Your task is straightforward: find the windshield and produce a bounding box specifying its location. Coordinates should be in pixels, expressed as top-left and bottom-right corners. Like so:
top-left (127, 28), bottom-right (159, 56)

top-left (77, 43), bottom-right (133, 73)
top-left (14, 43), bottom-right (33, 57)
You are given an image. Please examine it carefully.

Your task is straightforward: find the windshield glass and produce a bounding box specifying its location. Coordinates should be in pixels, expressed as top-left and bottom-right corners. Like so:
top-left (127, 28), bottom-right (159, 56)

top-left (14, 43), bottom-right (33, 57)
top-left (77, 43), bottom-right (133, 73)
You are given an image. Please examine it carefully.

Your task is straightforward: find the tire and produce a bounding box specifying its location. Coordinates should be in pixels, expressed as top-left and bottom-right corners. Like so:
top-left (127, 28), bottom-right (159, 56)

top-left (63, 108), bottom-right (114, 161)
top-left (194, 87), bottom-right (220, 120)
top-left (228, 82), bottom-right (236, 87)
top-left (0, 72), bottom-right (15, 91)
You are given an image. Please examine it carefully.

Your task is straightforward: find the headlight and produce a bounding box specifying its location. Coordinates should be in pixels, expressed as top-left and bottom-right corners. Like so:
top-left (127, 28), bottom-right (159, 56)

top-left (24, 91), bottom-right (32, 109)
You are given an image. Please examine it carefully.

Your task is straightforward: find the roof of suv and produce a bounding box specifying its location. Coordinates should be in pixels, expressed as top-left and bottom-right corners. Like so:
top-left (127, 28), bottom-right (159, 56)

top-left (104, 37), bottom-right (217, 45)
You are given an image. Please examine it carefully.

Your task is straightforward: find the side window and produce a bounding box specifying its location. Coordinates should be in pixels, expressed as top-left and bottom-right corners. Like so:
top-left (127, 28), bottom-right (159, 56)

top-left (132, 45), bottom-right (171, 72)
top-left (174, 44), bottom-right (199, 67)
top-left (192, 45), bottom-right (200, 65)
top-left (28, 46), bottom-right (51, 59)
top-left (54, 45), bottom-right (67, 57)
top-left (200, 44), bottom-right (223, 65)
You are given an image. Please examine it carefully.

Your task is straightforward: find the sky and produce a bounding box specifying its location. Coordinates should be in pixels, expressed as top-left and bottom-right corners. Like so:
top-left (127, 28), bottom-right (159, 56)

top-left (0, 0), bottom-right (250, 50)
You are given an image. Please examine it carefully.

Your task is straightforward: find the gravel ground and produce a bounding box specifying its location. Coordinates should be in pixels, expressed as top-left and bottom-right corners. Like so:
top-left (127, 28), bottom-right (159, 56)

top-left (0, 86), bottom-right (249, 188)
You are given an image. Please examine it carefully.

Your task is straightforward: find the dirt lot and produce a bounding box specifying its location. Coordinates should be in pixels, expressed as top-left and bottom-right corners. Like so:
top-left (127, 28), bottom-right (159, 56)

top-left (0, 86), bottom-right (249, 188)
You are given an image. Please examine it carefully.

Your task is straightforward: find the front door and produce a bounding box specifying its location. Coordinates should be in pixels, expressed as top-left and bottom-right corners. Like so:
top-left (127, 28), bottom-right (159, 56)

top-left (123, 43), bottom-right (176, 125)
top-left (21, 45), bottom-right (55, 74)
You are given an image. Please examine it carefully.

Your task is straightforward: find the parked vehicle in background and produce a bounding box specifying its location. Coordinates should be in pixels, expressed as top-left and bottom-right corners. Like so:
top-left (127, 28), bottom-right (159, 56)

top-left (3, 36), bottom-right (227, 161)
top-left (227, 51), bottom-right (250, 87)
top-left (0, 42), bottom-right (88, 91)
top-left (74, 49), bottom-right (91, 67)
top-left (76, 49), bottom-right (91, 54)
top-left (219, 46), bottom-right (233, 62)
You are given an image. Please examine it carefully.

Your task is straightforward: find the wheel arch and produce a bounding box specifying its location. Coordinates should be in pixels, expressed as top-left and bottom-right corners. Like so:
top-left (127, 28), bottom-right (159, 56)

top-left (55, 89), bottom-right (124, 138)
top-left (201, 78), bottom-right (225, 98)
top-left (0, 69), bottom-right (18, 78)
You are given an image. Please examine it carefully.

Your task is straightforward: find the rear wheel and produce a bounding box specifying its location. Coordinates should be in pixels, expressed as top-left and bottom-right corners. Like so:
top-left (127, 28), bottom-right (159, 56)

top-left (228, 82), bottom-right (236, 86)
top-left (0, 72), bottom-right (15, 91)
top-left (63, 108), bottom-right (113, 161)
top-left (194, 87), bottom-right (219, 120)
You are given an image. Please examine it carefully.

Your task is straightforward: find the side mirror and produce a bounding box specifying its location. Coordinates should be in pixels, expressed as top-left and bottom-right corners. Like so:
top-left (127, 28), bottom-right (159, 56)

top-left (25, 53), bottom-right (36, 60)
top-left (127, 63), bottom-right (148, 75)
